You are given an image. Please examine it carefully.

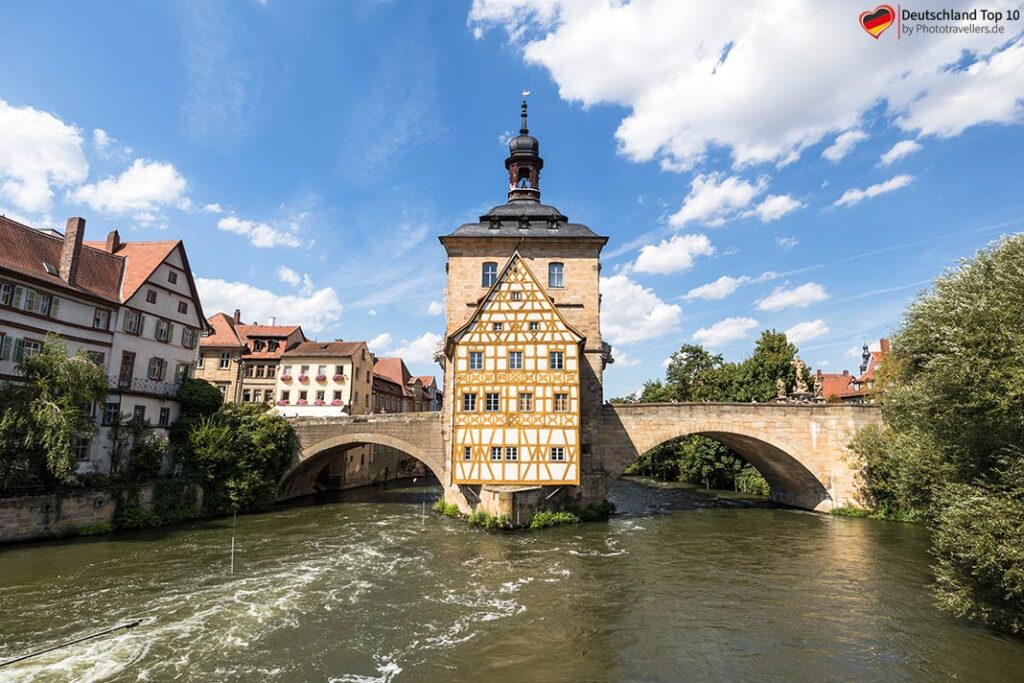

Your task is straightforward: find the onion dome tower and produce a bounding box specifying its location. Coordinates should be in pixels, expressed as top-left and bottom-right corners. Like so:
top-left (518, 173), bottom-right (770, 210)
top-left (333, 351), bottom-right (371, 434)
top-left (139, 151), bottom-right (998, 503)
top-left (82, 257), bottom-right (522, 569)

top-left (505, 99), bottom-right (544, 202)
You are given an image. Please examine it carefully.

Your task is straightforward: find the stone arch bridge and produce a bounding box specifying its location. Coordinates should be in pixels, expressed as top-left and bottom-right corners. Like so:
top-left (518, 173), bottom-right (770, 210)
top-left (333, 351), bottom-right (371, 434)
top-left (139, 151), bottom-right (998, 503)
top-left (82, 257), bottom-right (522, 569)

top-left (282, 404), bottom-right (881, 512)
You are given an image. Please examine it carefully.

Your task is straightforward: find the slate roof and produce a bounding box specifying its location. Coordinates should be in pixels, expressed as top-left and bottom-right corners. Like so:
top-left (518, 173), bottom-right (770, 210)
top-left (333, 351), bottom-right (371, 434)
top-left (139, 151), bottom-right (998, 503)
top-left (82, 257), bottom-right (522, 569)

top-left (442, 201), bottom-right (606, 240)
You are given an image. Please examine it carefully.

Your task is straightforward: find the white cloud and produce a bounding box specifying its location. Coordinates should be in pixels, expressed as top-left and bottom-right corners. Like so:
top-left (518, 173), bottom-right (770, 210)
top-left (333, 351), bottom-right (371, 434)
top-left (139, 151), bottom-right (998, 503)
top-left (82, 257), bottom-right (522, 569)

top-left (195, 277), bottom-right (342, 333)
top-left (684, 275), bottom-right (747, 301)
top-left (71, 159), bottom-right (187, 214)
top-left (385, 332), bottom-right (442, 365)
top-left (756, 282), bottom-right (828, 311)
top-left (608, 350), bottom-right (642, 368)
top-left (276, 266), bottom-right (301, 286)
top-left (785, 319), bottom-right (830, 344)
top-left (775, 236), bottom-right (798, 250)
top-left (201, 202), bottom-right (224, 213)
top-left (669, 173), bottom-right (765, 227)
top-left (368, 332), bottom-right (394, 350)
top-left (368, 309), bottom-right (377, 317)
top-left (692, 317), bottom-right (758, 348)
top-left (749, 194), bottom-right (803, 222)
top-left (0, 99), bottom-right (88, 213)
top-left (632, 233), bottom-right (714, 274)
top-left (816, 359), bottom-right (831, 367)
top-left (878, 140), bottom-right (922, 167)
top-left (469, 2), bottom-right (1023, 170)
top-left (92, 128), bottom-right (131, 161)
top-left (600, 274), bottom-right (682, 345)
top-left (821, 129), bottom-right (868, 163)
top-left (834, 174), bottom-right (913, 207)
top-left (844, 345), bottom-right (863, 359)
top-left (217, 215), bottom-right (301, 248)
top-left (426, 300), bottom-right (445, 316)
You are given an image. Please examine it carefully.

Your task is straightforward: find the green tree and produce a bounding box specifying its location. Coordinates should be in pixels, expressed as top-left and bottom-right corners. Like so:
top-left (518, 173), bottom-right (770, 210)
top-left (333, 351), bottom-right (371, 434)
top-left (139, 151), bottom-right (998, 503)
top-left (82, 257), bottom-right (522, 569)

top-left (181, 402), bottom-right (295, 513)
top-left (849, 234), bottom-right (1024, 633)
top-left (176, 378), bottom-right (223, 418)
top-left (664, 344), bottom-right (724, 401)
top-left (0, 335), bottom-right (108, 486)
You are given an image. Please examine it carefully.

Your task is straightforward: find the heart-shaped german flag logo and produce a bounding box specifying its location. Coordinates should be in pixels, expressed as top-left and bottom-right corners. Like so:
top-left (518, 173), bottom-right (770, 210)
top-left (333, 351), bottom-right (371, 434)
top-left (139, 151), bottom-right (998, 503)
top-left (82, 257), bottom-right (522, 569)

top-left (860, 5), bottom-right (895, 38)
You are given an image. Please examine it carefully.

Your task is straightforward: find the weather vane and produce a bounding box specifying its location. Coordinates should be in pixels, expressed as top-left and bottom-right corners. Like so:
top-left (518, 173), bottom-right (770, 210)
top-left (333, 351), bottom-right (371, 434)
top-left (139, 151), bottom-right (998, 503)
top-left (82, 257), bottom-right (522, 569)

top-left (522, 89), bottom-right (531, 98)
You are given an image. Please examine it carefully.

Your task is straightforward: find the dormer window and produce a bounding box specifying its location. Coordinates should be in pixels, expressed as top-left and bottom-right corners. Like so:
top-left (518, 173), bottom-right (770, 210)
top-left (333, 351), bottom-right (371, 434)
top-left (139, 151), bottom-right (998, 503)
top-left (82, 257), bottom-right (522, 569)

top-left (482, 262), bottom-right (498, 287)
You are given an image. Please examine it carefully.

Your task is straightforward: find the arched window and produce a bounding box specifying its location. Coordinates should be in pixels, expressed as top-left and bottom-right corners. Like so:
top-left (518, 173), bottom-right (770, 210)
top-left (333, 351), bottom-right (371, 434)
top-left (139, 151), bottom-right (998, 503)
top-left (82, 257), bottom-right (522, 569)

top-left (482, 262), bottom-right (498, 287)
top-left (548, 262), bottom-right (564, 288)
top-left (516, 167), bottom-right (532, 188)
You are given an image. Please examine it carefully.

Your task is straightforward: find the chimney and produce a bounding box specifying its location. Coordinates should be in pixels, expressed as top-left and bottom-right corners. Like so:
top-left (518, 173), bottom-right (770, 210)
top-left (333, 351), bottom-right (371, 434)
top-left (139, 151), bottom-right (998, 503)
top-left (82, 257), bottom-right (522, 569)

top-left (233, 309), bottom-right (241, 325)
top-left (60, 217), bottom-right (86, 286)
top-left (843, 370), bottom-right (849, 376)
top-left (880, 338), bottom-right (890, 354)
top-left (105, 229), bottom-right (120, 253)
top-left (269, 316), bottom-right (276, 326)
top-left (816, 369), bottom-right (823, 378)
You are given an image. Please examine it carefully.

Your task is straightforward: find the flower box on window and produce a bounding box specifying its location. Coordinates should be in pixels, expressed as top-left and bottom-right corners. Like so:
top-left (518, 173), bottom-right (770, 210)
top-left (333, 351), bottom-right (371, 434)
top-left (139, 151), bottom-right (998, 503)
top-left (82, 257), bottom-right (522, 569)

top-left (280, 374), bottom-right (292, 382)
top-left (315, 374), bottom-right (328, 382)
top-left (314, 399), bottom-right (325, 406)
top-left (298, 374), bottom-right (309, 382)
top-left (297, 399), bottom-right (308, 406)
top-left (277, 400), bottom-right (289, 406)
top-left (330, 399), bottom-right (344, 406)
top-left (333, 374), bottom-right (345, 382)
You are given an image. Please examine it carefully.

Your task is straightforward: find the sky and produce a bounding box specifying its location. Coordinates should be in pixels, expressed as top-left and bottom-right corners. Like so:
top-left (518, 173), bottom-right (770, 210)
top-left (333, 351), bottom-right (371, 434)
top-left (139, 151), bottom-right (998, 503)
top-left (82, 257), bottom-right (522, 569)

top-left (1, 0), bottom-right (1022, 398)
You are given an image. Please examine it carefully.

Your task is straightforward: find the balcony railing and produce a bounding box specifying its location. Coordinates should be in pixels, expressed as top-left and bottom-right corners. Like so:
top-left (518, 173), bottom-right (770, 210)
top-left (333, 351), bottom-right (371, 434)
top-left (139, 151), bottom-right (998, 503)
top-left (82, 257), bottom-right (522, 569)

top-left (109, 375), bottom-right (179, 398)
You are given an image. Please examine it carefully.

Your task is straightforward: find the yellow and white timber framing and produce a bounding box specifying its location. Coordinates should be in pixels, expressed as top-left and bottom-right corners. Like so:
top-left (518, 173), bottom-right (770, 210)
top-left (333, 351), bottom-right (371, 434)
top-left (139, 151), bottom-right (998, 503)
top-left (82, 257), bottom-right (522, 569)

top-left (448, 252), bottom-right (584, 485)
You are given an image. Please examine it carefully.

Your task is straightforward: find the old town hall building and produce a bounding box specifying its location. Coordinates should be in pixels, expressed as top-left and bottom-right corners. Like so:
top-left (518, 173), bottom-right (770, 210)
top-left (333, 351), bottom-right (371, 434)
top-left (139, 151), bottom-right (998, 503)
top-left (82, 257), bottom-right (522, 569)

top-left (441, 102), bottom-right (608, 487)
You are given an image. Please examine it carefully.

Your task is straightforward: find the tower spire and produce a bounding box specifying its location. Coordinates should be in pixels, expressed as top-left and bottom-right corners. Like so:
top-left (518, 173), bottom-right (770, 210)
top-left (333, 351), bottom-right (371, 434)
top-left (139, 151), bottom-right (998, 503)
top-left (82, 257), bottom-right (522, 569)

top-left (505, 96), bottom-right (543, 203)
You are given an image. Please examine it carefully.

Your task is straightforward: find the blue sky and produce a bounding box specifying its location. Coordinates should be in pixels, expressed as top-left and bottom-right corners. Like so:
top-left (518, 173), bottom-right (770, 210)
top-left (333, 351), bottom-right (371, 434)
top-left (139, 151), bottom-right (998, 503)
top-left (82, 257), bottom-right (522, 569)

top-left (1, 1), bottom-right (1022, 397)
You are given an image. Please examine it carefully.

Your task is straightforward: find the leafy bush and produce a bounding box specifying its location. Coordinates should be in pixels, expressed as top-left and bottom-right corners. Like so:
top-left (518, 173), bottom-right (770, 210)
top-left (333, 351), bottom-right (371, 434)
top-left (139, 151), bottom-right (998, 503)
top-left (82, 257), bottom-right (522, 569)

top-left (530, 511), bottom-right (580, 529)
top-left (466, 510), bottom-right (512, 529)
top-left (932, 463), bottom-right (1024, 634)
top-left (432, 498), bottom-right (461, 517)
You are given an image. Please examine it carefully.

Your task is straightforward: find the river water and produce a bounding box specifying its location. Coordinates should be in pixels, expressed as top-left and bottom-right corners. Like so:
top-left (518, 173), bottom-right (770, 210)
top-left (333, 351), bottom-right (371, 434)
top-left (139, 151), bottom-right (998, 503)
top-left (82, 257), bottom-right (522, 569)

top-left (1, 478), bottom-right (1023, 682)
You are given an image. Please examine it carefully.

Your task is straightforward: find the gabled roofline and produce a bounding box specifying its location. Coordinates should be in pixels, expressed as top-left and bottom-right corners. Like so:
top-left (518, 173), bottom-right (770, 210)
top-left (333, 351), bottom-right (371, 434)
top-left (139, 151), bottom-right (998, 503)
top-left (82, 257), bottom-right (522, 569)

top-left (445, 250), bottom-right (585, 356)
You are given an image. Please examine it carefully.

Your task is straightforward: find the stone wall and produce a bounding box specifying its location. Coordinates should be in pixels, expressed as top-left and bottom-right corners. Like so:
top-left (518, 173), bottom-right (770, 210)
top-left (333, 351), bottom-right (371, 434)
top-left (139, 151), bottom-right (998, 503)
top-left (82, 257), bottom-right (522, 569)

top-left (0, 486), bottom-right (151, 543)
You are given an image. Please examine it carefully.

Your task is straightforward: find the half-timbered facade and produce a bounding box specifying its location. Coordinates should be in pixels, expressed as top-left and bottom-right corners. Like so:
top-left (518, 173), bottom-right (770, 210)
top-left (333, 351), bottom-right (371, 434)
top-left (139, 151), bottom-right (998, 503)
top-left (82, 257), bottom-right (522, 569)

top-left (449, 253), bottom-right (583, 484)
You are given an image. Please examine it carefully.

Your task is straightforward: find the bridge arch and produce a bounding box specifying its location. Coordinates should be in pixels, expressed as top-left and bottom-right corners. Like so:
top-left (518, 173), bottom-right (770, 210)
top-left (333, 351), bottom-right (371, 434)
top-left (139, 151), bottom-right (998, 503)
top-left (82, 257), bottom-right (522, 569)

top-left (595, 404), bottom-right (880, 511)
top-left (607, 423), bottom-right (830, 510)
top-left (279, 430), bottom-right (446, 500)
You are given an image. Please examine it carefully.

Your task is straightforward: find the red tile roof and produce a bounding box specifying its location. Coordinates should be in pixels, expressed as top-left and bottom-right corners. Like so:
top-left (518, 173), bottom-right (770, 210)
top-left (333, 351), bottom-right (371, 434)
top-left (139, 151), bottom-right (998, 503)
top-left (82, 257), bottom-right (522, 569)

top-left (201, 312), bottom-right (245, 347)
top-left (815, 371), bottom-right (854, 400)
top-left (237, 324), bottom-right (303, 338)
top-left (83, 239), bottom-right (180, 301)
top-left (0, 216), bottom-right (123, 302)
top-left (283, 340), bottom-right (366, 358)
top-left (374, 357), bottom-right (412, 388)
top-left (416, 375), bottom-right (437, 390)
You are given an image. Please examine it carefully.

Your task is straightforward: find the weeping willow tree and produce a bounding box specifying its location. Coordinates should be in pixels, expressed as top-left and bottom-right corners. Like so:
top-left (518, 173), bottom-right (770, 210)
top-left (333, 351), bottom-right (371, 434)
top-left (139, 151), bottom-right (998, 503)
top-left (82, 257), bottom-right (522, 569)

top-left (850, 233), bottom-right (1024, 633)
top-left (0, 334), bottom-right (108, 487)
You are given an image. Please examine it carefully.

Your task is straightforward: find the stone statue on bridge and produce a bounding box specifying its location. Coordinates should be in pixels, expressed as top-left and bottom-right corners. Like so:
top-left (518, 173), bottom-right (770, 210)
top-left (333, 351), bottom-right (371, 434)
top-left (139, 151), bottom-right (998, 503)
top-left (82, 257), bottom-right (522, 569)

top-left (792, 358), bottom-right (809, 395)
top-left (776, 377), bottom-right (787, 401)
